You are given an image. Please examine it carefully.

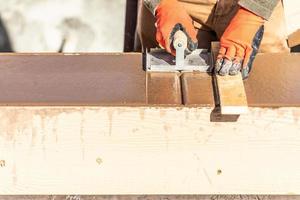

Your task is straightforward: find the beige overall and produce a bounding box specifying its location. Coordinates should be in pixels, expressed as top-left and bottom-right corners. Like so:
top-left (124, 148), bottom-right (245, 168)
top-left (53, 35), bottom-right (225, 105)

top-left (136, 0), bottom-right (289, 53)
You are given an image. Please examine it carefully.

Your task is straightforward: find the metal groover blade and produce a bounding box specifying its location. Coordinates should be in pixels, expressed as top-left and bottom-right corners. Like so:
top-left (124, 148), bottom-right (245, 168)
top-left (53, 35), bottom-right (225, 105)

top-left (146, 49), bottom-right (212, 72)
top-left (173, 30), bottom-right (187, 71)
top-left (175, 42), bottom-right (185, 70)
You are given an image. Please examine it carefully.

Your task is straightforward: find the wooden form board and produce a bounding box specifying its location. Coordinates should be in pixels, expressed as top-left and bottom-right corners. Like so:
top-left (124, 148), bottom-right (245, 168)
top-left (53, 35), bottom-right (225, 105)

top-left (211, 42), bottom-right (248, 115)
top-left (1, 106), bottom-right (300, 194)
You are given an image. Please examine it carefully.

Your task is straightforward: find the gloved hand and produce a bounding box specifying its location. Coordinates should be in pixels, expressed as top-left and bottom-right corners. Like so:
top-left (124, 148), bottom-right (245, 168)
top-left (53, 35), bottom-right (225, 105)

top-left (215, 7), bottom-right (265, 79)
top-left (155, 0), bottom-right (198, 55)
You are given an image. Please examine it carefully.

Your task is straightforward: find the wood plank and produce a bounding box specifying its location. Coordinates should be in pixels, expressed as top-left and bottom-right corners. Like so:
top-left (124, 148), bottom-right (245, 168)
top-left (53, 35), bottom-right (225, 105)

top-left (1, 106), bottom-right (300, 194)
top-left (211, 42), bottom-right (248, 115)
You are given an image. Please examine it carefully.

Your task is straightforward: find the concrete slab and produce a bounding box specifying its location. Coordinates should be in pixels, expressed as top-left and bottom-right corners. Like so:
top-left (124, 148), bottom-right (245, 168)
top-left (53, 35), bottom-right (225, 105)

top-left (181, 53), bottom-right (300, 107)
top-left (0, 53), bottom-right (146, 105)
top-left (181, 72), bottom-right (214, 107)
top-left (0, 53), bottom-right (299, 107)
top-left (146, 72), bottom-right (182, 105)
top-left (244, 53), bottom-right (300, 107)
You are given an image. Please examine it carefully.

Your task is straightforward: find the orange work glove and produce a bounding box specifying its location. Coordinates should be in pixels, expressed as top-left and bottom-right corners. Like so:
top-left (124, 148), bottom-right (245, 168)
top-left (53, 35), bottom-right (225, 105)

top-left (155, 0), bottom-right (198, 55)
top-left (216, 7), bottom-right (265, 78)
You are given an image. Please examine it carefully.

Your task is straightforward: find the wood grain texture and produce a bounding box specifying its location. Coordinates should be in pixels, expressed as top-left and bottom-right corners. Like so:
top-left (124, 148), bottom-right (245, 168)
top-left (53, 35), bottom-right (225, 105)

top-left (211, 42), bottom-right (248, 115)
top-left (215, 75), bottom-right (248, 114)
top-left (1, 106), bottom-right (300, 194)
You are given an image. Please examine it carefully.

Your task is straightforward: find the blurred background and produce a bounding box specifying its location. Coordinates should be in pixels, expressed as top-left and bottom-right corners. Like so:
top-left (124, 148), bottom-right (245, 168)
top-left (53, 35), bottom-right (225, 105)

top-left (0, 0), bottom-right (299, 53)
top-left (0, 0), bottom-right (128, 52)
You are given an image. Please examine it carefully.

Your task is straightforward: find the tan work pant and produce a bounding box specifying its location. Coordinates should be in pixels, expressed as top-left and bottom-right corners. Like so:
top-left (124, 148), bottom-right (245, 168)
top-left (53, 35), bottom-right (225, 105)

top-left (136, 0), bottom-right (289, 53)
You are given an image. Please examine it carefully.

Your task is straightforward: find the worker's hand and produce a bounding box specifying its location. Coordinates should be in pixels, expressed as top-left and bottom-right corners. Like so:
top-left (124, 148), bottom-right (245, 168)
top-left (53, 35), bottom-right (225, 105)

top-left (215, 7), bottom-right (265, 79)
top-left (155, 0), bottom-right (198, 56)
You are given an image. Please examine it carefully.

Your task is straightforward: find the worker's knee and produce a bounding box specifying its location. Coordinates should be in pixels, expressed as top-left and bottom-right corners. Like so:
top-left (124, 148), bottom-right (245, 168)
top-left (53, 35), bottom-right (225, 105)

top-left (260, 1), bottom-right (290, 53)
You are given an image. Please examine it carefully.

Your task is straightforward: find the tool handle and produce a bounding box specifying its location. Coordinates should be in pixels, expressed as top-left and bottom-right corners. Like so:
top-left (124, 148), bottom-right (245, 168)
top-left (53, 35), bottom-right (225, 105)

top-left (173, 30), bottom-right (188, 50)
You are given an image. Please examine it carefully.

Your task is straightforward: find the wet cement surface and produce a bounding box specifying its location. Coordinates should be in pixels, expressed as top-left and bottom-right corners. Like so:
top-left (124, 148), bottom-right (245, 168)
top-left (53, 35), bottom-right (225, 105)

top-left (146, 72), bottom-right (182, 105)
top-left (0, 53), bottom-right (299, 107)
top-left (245, 53), bottom-right (300, 107)
top-left (0, 53), bottom-right (146, 105)
top-left (182, 53), bottom-right (300, 107)
top-left (181, 72), bottom-right (214, 106)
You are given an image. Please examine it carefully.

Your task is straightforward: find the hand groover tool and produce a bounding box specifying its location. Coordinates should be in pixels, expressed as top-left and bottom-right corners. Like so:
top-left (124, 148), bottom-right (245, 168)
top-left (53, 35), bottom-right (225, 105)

top-left (146, 30), bottom-right (212, 72)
